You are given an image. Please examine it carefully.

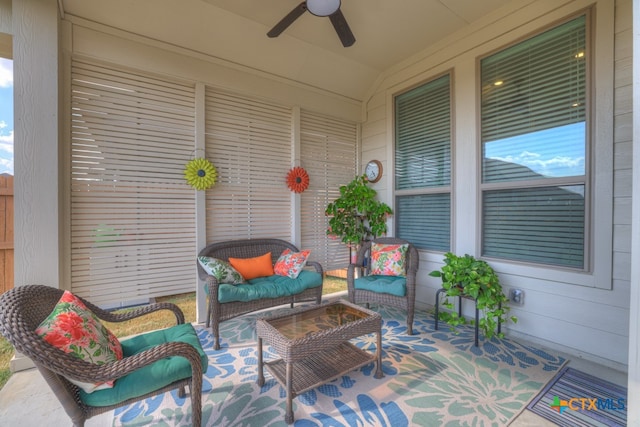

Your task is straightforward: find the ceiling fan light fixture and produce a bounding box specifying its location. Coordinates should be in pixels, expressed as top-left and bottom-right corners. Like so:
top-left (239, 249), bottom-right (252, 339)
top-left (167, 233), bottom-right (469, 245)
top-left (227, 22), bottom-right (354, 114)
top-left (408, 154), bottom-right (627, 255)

top-left (268, 0), bottom-right (354, 48)
top-left (306, 0), bottom-right (341, 17)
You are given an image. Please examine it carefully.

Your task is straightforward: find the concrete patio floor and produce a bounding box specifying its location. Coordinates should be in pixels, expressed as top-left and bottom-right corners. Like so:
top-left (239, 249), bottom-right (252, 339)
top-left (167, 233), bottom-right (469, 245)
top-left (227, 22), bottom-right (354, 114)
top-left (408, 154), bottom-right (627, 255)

top-left (0, 332), bottom-right (627, 427)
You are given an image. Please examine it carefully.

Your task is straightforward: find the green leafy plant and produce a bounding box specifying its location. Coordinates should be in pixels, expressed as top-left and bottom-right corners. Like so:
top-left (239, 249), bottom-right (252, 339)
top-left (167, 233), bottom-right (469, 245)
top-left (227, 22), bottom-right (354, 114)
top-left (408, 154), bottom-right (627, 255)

top-left (429, 252), bottom-right (517, 339)
top-left (325, 174), bottom-right (393, 246)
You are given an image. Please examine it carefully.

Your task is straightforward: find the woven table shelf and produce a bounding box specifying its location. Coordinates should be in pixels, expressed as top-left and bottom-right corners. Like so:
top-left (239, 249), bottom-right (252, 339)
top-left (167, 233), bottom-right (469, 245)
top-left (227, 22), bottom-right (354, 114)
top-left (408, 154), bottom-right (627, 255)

top-left (265, 341), bottom-right (374, 397)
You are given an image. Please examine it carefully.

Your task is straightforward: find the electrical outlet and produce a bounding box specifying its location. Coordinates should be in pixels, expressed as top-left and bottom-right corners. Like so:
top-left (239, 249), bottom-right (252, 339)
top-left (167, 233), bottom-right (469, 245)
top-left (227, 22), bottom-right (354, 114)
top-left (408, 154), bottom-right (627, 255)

top-left (509, 288), bottom-right (524, 305)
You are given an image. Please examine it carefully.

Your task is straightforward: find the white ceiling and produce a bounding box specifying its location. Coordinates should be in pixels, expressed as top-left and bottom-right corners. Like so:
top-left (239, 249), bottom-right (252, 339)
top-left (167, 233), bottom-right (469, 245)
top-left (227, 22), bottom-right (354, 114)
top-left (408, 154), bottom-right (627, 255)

top-left (60, 0), bottom-right (514, 101)
top-left (199, 0), bottom-right (513, 70)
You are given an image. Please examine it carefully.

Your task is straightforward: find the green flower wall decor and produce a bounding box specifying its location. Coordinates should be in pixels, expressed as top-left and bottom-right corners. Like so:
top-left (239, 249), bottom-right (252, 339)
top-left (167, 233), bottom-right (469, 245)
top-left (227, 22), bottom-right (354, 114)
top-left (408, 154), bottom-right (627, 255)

top-left (184, 157), bottom-right (217, 190)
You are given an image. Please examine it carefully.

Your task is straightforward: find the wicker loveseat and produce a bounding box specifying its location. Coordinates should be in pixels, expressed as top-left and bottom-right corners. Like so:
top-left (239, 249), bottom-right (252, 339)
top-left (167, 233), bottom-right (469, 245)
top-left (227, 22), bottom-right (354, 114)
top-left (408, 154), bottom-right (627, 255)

top-left (197, 238), bottom-right (324, 350)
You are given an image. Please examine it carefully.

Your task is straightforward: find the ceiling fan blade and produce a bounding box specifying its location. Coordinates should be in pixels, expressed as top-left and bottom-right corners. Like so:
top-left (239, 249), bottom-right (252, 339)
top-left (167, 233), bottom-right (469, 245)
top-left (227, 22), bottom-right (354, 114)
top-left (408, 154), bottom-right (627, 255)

top-left (267, 2), bottom-right (307, 38)
top-left (329, 9), bottom-right (355, 47)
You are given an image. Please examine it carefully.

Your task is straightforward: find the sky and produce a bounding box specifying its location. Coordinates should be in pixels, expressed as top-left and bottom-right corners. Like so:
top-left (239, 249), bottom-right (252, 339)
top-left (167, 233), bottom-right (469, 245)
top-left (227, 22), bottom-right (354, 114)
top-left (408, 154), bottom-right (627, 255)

top-left (0, 57), bottom-right (12, 175)
top-left (484, 122), bottom-right (585, 178)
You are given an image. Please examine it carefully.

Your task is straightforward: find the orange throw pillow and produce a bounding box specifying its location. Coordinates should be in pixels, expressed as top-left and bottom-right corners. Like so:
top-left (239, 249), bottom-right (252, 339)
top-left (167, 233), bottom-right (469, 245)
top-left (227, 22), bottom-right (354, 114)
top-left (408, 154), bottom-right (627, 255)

top-left (228, 252), bottom-right (274, 280)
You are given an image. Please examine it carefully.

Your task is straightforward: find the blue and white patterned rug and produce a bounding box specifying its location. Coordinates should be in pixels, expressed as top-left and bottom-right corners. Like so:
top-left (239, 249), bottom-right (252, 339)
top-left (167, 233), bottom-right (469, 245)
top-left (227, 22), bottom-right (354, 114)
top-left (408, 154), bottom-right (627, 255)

top-left (113, 302), bottom-right (567, 426)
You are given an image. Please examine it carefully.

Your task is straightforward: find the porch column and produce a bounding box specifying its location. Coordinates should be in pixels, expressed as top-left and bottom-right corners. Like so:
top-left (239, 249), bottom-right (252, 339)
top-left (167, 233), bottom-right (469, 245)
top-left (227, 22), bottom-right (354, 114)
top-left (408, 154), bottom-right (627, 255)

top-left (11, 0), bottom-right (60, 371)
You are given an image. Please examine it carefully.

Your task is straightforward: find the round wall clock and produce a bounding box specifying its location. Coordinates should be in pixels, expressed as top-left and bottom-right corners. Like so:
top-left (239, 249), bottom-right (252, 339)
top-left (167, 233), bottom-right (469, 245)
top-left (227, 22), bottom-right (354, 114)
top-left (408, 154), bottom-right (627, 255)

top-left (365, 160), bottom-right (382, 183)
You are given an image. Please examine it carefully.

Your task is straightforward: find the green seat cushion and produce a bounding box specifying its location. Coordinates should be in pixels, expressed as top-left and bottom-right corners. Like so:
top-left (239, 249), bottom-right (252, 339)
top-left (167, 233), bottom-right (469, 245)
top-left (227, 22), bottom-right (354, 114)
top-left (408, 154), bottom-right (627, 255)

top-left (354, 274), bottom-right (407, 297)
top-left (217, 270), bottom-right (322, 303)
top-left (79, 323), bottom-right (207, 407)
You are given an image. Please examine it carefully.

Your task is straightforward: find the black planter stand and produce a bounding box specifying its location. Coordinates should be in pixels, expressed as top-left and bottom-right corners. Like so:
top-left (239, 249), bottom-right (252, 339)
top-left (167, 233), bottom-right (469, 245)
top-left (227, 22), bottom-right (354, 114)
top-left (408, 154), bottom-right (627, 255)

top-left (434, 288), bottom-right (501, 347)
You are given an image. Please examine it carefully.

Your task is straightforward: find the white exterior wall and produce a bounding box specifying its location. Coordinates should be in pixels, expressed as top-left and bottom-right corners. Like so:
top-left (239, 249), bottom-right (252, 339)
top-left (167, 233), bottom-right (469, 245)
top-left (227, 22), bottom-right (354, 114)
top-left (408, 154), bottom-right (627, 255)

top-left (58, 17), bottom-right (363, 325)
top-left (363, 0), bottom-right (631, 369)
top-left (63, 18), bottom-right (362, 124)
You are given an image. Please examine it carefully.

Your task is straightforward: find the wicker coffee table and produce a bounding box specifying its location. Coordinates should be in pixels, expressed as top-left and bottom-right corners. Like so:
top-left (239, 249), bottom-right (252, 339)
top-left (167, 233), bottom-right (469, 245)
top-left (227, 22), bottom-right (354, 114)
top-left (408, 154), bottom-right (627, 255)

top-left (256, 300), bottom-right (384, 424)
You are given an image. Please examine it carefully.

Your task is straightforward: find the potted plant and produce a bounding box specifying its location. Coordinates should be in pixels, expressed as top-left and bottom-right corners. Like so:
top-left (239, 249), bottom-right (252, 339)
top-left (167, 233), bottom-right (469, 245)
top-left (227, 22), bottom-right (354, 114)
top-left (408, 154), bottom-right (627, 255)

top-left (325, 174), bottom-right (393, 249)
top-left (429, 252), bottom-right (517, 339)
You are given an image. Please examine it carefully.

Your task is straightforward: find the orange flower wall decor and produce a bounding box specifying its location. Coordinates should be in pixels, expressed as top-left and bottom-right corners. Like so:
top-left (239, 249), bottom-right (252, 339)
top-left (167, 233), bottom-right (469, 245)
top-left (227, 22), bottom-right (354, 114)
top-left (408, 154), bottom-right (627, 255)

top-left (286, 166), bottom-right (309, 193)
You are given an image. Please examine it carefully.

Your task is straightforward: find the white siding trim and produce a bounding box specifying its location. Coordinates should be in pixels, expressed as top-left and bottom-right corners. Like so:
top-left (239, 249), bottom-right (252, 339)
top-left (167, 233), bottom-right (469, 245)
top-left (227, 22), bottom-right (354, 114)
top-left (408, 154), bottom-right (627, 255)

top-left (291, 106), bottom-right (302, 247)
top-left (195, 82), bottom-right (207, 324)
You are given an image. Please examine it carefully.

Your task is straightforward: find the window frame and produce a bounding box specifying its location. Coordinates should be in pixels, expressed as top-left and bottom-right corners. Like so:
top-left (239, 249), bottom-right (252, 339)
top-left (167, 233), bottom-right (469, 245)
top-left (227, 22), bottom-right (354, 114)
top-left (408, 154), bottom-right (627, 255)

top-left (393, 71), bottom-right (454, 252)
top-left (476, 6), bottom-right (613, 289)
top-left (479, 13), bottom-right (590, 271)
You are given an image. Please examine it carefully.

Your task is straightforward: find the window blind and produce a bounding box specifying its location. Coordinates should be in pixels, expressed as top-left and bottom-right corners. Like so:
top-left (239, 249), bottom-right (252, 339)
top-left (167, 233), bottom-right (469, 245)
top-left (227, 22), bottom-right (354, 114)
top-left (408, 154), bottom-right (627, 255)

top-left (482, 186), bottom-right (585, 267)
top-left (204, 88), bottom-right (292, 243)
top-left (481, 15), bottom-right (586, 182)
top-left (396, 194), bottom-right (450, 251)
top-left (394, 74), bottom-right (452, 251)
top-left (70, 59), bottom-right (197, 306)
top-left (395, 75), bottom-right (451, 190)
top-left (300, 110), bottom-right (357, 271)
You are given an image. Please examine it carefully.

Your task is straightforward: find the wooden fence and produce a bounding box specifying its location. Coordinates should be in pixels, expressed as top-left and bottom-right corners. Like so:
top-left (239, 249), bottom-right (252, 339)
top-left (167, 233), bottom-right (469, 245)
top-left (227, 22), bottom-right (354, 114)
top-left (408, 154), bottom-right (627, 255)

top-left (0, 175), bottom-right (13, 294)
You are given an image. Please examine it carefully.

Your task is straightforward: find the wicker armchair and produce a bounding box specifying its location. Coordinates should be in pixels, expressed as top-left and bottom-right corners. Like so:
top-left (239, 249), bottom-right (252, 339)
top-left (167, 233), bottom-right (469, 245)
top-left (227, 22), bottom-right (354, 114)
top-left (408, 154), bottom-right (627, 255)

top-left (347, 238), bottom-right (420, 334)
top-left (0, 285), bottom-right (205, 427)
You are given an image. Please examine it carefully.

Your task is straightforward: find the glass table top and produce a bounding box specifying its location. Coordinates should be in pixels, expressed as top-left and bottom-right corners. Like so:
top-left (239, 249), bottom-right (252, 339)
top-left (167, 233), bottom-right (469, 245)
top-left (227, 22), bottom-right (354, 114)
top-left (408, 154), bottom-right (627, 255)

top-left (265, 302), bottom-right (371, 340)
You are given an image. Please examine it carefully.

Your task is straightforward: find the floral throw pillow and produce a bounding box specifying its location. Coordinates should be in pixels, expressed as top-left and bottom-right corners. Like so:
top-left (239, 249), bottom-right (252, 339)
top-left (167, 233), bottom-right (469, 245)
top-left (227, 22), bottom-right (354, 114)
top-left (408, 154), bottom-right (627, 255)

top-left (198, 256), bottom-right (245, 284)
top-left (274, 249), bottom-right (310, 279)
top-left (36, 290), bottom-right (123, 393)
top-left (370, 243), bottom-right (408, 277)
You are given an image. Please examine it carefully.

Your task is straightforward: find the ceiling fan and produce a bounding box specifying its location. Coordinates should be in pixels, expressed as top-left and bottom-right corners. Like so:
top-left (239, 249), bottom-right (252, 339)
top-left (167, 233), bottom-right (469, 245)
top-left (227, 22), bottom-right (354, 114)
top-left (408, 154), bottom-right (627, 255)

top-left (267, 0), bottom-right (356, 47)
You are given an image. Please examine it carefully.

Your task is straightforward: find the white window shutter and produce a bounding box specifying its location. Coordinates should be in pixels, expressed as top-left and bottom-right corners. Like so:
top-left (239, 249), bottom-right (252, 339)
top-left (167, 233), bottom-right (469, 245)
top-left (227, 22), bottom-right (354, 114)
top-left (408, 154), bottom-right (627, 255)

top-left (300, 110), bottom-right (357, 271)
top-left (70, 59), bottom-right (197, 306)
top-left (204, 89), bottom-right (293, 243)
